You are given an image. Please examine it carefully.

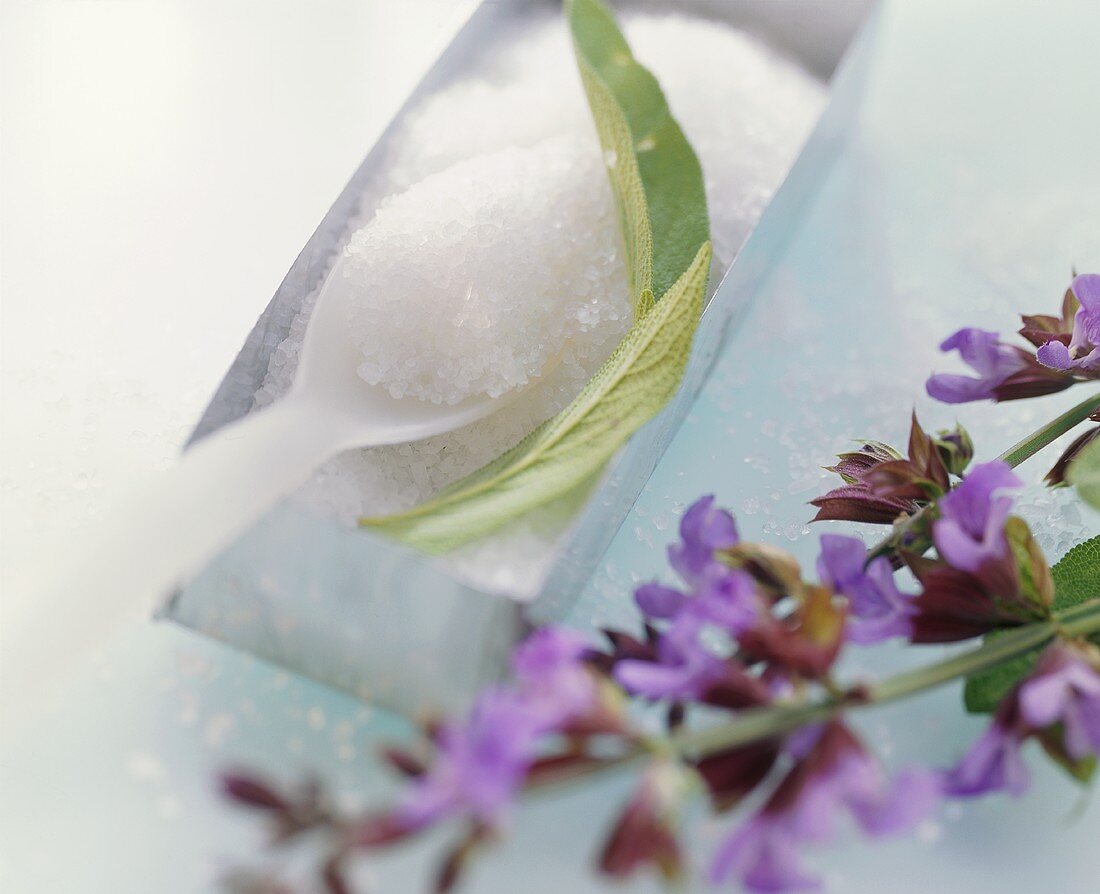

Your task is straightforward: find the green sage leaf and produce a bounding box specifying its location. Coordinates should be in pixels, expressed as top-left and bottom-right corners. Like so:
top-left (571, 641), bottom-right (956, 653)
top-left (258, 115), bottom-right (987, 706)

top-left (1067, 432), bottom-right (1100, 510)
top-left (567, 0), bottom-right (709, 305)
top-left (362, 0), bottom-right (711, 552)
top-left (962, 629), bottom-right (1035, 715)
top-left (1049, 534), bottom-right (1100, 613)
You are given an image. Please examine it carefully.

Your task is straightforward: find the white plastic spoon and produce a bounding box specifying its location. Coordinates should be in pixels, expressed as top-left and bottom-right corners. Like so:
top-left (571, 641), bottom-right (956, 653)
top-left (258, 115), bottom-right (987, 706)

top-left (6, 261), bottom-right (552, 731)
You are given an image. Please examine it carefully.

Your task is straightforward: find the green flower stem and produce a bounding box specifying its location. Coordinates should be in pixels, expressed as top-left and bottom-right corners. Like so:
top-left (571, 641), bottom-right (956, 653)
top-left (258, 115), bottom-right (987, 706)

top-left (997, 391), bottom-right (1100, 468)
top-left (670, 599), bottom-right (1100, 762)
top-left (528, 601), bottom-right (1100, 799)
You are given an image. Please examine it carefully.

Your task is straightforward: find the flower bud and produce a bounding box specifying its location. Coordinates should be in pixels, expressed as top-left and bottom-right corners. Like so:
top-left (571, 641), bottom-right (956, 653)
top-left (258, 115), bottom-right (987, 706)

top-left (598, 761), bottom-right (686, 882)
top-left (933, 424), bottom-right (974, 477)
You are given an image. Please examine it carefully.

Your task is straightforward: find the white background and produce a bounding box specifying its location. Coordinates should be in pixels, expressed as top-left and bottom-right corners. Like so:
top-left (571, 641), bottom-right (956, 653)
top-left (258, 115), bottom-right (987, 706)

top-left (1, 0), bottom-right (476, 619)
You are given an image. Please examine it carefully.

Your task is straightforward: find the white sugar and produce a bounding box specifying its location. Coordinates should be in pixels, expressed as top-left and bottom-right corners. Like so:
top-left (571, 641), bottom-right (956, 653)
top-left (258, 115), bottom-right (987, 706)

top-left (252, 11), bottom-right (827, 597)
top-left (343, 137), bottom-right (627, 405)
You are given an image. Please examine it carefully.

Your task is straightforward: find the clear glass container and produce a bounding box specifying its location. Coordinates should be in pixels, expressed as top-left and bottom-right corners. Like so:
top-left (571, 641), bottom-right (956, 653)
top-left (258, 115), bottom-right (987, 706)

top-left (165, 0), bottom-right (882, 715)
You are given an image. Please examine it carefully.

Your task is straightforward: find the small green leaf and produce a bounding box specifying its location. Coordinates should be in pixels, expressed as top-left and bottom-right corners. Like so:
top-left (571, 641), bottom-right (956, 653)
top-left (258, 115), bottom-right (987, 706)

top-left (1067, 433), bottom-right (1100, 510)
top-left (963, 534), bottom-right (1100, 714)
top-left (962, 629), bottom-right (1038, 714)
top-left (362, 0), bottom-right (711, 551)
top-left (1050, 534), bottom-right (1100, 613)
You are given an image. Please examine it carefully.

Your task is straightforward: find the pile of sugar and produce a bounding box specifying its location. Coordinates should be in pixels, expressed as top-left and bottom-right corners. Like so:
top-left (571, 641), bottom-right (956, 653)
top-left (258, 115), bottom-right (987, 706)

top-left (252, 12), bottom-right (827, 595)
top-left (343, 136), bottom-right (627, 405)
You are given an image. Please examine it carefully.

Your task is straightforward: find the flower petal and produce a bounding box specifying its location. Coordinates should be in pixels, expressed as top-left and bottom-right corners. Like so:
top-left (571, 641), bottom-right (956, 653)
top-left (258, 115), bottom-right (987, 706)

top-left (710, 817), bottom-right (821, 893)
top-left (1071, 273), bottom-right (1100, 314)
top-left (1036, 338), bottom-right (1074, 370)
top-left (944, 722), bottom-right (1029, 798)
top-left (850, 767), bottom-right (941, 836)
top-left (634, 582), bottom-right (687, 619)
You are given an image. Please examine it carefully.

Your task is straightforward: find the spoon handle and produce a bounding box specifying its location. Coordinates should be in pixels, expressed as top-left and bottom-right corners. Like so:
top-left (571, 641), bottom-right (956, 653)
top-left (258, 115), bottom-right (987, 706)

top-left (6, 397), bottom-right (360, 730)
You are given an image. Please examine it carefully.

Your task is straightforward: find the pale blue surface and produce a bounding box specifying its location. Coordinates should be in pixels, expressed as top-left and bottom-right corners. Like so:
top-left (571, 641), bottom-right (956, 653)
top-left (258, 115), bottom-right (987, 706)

top-left (3, 0), bottom-right (1099, 892)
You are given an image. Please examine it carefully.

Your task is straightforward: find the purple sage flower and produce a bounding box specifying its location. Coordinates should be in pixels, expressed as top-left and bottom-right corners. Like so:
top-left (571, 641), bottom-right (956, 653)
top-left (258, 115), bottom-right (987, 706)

top-left (1018, 644), bottom-right (1100, 761)
top-left (511, 626), bottom-right (599, 731)
top-left (775, 729), bottom-right (939, 843)
top-left (1036, 273), bottom-right (1100, 373)
top-left (946, 644), bottom-right (1100, 800)
top-left (932, 460), bottom-right (1021, 573)
top-left (668, 495), bottom-right (739, 584)
top-left (634, 582), bottom-right (688, 619)
top-left (636, 552), bottom-right (759, 637)
top-left (622, 499), bottom-right (762, 702)
top-left (943, 718), bottom-right (1029, 798)
top-left (926, 328), bottom-right (1028, 403)
top-left (399, 688), bottom-right (541, 829)
top-left (614, 614), bottom-right (731, 701)
top-left (710, 815), bottom-right (818, 893)
top-left (816, 534), bottom-right (913, 644)
top-left (399, 627), bottom-right (609, 831)
top-left (711, 722), bottom-right (940, 893)
top-left (620, 561), bottom-right (761, 702)
top-left (692, 564), bottom-right (762, 632)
